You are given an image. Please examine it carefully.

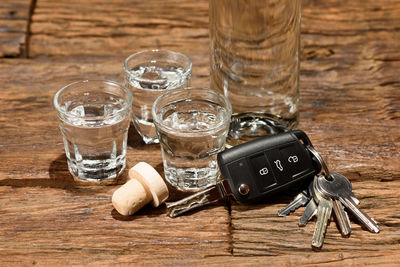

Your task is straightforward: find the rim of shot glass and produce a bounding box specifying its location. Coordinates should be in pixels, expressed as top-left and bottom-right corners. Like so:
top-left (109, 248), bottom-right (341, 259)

top-left (123, 49), bottom-right (192, 91)
top-left (152, 87), bottom-right (232, 137)
top-left (54, 80), bottom-right (133, 121)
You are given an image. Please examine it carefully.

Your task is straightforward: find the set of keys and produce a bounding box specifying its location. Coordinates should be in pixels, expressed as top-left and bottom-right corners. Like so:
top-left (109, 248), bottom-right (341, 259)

top-left (166, 130), bottom-right (379, 250)
top-left (278, 147), bottom-right (380, 249)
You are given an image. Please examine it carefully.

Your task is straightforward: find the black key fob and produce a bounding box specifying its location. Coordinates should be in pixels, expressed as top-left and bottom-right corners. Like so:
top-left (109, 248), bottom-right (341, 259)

top-left (217, 130), bottom-right (321, 203)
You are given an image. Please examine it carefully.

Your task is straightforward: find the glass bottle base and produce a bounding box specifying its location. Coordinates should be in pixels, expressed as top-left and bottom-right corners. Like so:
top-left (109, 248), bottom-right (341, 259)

top-left (227, 112), bottom-right (298, 146)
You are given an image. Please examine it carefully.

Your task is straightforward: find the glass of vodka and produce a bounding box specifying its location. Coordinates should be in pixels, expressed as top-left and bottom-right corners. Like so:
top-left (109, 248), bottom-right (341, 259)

top-left (152, 87), bottom-right (232, 191)
top-left (54, 80), bottom-right (132, 182)
top-left (124, 50), bottom-right (192, 144)
top-left (209, 0), bottom-right (301, 145)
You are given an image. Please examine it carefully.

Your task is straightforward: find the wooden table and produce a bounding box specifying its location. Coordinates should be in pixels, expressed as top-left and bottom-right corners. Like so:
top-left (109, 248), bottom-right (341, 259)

top-left (1, 0), bottom-right (399, 265)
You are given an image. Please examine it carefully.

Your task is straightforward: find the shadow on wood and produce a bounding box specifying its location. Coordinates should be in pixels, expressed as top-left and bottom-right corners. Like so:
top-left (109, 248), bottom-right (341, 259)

top-left (110, 203), bottom-right (168, 221)
top-left (0, 154), bottom-right (129, 190)
top-left (127, 124), bottom-right (146, 149)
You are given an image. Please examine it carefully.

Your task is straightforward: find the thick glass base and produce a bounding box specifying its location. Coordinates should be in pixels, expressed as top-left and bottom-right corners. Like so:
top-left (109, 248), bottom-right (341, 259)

top-left (164, 164), bottom-right (218, 192)
top-left (227, 112), bottom-right (298, 146)
top-left (67, 157), bottom-right (125, 182)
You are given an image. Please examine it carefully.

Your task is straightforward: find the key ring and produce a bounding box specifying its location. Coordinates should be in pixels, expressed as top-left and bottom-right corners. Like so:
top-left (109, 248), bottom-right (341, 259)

top-left (306, 145), bottom-right (332, 180)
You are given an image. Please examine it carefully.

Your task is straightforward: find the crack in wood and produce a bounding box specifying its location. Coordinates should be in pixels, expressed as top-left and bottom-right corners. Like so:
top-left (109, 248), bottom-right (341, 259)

top-left (25, 0), bottom-right (37, 58)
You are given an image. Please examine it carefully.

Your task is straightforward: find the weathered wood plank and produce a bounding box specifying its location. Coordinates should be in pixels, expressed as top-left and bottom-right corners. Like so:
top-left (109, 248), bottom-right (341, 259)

top-left (0, 186), bottom-right (231, 266)
top-left (0, 0), bottom-right (32, 57)
top-left (30, 0), bottom-right (209, 57)
top-left (231, 180), bottom-right (400, 254)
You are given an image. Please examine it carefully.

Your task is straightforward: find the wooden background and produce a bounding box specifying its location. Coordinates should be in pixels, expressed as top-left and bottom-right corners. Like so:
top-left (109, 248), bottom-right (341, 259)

top-left (1, 0), bottom-right (399, 265)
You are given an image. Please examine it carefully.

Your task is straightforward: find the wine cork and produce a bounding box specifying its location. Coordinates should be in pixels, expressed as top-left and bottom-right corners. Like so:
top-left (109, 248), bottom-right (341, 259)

top-left (112, 162), bottom-right (169, 216)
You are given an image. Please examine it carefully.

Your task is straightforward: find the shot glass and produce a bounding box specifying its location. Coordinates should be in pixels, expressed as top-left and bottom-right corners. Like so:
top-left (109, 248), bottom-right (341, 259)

top-left (54, 80), bottom-right (133, 182)
top-left (124, 49), bottom-right (192, 144)
top-left (152, 87), bottom-right (232, 191)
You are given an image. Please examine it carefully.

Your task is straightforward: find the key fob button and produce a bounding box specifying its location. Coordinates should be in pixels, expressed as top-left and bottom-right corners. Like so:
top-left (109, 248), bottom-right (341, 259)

top-left (264, 149), bottom-right (293, 185)
top-left (249, 153), bottom-right (277, 190)
top-left (280, 143), bottom-right (314, 180)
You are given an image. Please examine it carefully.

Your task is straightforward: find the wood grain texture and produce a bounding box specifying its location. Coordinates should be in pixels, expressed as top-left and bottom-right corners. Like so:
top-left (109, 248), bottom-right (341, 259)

top-left (231, 180), bottom-right (400, 254)
top-left (1, 0), bottom-right (399, 265)
top-left (229, 0), bottom-right (400, 262)
top-left (29, 0), bottom-right (209, 58)
top-left (0, 0), bottom-right (32, 57)
top-left (0, 186), bottom-right (230, 266)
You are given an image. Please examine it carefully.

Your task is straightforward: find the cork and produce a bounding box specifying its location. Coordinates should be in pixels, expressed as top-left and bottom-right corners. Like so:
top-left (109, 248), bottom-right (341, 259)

top-left (112, 162), bottom-right (169, 216)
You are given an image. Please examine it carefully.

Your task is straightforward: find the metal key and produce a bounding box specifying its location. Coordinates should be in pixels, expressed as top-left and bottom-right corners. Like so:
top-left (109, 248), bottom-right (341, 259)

top-left (317, 172), bottom-right (380, 233)
top-left (299, 199), bottom-right (317, 226)
top-left (278, 189), bottom-right (310, 217)
top-left (332, 197), bottom-right (351, 237)
top-left (315, 174), bottom-right (351, 237)
top-left (311, 175), bottom-right (333, 250)
top-left (167, 180), bottom-right (233, 217)
top-left (298, 182), bottom-right (318, 226)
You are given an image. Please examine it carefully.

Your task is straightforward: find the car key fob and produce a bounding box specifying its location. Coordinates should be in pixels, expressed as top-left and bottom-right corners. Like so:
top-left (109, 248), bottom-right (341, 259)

top-left (218, 129), bottom-right (320, 203)
top-left (167, 130), bottom-right (321, 217)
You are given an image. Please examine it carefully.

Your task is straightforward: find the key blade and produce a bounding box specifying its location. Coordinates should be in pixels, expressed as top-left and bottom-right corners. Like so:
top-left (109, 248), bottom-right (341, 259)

top-left (339, 195), bottom-right (380, 233)
top-left (167, 180), bottom-right (232, 218)
top-left (312, 197), bottom-right (333, 250)
top-left (332, 199), bottom-right (351, 237)
top-left (298, 198), bottom-right (317, 227)
top-left (350, 194), bottom-right (360, 206)
top-left (278, 190), bottom-right (309, 217)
